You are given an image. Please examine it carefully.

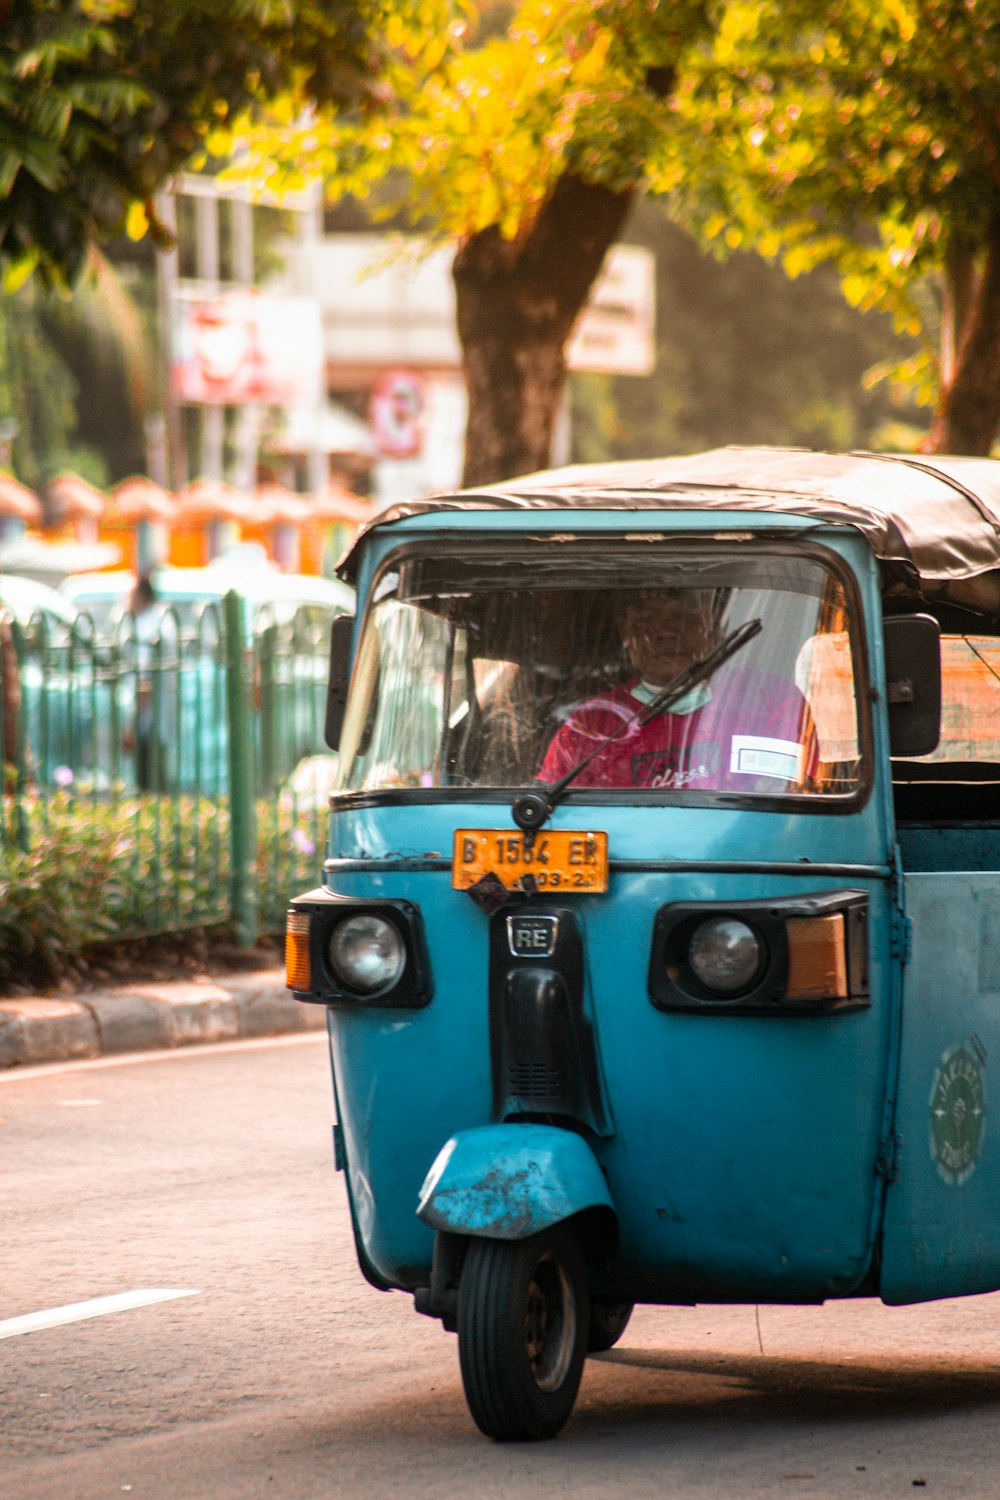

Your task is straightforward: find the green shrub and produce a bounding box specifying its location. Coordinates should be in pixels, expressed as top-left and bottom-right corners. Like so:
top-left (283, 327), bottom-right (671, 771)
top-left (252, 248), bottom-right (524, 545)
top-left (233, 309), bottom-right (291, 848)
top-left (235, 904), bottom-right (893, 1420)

top-left (0, 796), bottom-right (130, 987)
top-left (0, 791), bottom-right (327, 990)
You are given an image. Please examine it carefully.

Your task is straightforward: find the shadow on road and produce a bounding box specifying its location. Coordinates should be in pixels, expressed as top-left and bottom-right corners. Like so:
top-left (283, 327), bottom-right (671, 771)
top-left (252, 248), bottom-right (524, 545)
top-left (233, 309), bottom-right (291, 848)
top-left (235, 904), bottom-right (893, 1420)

top-left (580, 1344), bottom-right (1000, 1425)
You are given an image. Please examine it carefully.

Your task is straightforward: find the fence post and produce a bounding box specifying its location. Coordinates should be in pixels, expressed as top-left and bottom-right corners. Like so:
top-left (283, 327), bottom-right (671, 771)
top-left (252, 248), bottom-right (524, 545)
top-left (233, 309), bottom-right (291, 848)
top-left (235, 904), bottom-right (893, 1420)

top-left (2, 615), bottom-right (30, 852)
top-left (224, 590), bottom-right (258, 945)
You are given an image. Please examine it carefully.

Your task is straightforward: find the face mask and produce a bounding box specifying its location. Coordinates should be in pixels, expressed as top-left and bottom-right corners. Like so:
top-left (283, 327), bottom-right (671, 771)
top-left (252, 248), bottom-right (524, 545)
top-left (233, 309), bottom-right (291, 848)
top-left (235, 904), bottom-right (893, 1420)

top-left (632, 680), bottom-right (712, 716)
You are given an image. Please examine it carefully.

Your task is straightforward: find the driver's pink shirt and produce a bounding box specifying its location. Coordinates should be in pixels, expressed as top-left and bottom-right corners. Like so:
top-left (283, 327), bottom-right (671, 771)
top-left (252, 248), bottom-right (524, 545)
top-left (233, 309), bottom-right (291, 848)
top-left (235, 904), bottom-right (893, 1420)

top-left (538, 667), bottom-right (819, 791)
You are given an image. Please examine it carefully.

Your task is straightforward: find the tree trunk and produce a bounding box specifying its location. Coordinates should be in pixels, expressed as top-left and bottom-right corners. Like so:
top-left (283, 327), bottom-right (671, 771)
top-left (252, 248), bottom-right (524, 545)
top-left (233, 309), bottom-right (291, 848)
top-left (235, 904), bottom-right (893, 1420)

top-left (453, 174), bottom-right (634, 487)
top-left (926, 215), bottom-right (1000, 455)
top-left (939, 237), bottom-right (978, 389)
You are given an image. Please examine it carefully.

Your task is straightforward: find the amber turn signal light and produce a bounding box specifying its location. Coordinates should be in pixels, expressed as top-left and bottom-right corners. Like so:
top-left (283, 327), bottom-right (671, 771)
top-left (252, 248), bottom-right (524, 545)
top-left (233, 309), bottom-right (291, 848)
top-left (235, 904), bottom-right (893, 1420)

top-left (285, 910), bottom-right (311, 992)
top-left (785, 913), bottom-right (848, 1001)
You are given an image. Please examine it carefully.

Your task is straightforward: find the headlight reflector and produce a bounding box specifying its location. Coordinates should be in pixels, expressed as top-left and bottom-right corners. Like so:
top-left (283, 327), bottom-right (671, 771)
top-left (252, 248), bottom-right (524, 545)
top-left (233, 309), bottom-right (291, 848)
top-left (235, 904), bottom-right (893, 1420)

top-left (687, 917), bottom-right (763, 995)
top-left (328, 913), bottom-right (406, 995)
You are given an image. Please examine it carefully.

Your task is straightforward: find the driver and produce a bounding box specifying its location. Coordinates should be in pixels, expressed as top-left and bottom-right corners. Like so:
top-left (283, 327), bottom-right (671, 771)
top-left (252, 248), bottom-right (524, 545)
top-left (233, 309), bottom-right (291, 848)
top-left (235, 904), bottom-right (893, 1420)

top-left (538, 588), bottom-right (819, 792)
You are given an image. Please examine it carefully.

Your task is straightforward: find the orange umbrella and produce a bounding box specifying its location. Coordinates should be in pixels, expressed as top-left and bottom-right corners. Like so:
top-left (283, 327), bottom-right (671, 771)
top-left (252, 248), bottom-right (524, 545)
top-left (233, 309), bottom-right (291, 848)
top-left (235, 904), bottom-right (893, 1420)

top-left (171, 478), bottom-right (250, 564)
top-left (47, 471), bottom-right (106, 523)
top-left (309, 483), bottom-right (378, 526)
top-left (299, 483), bottom-right (377, 575)
top-left (0, 473), bottom-right (42, 525)
top-left (251, 481), bottom-right (311, 528)
top-left (175, 477), bottom-right (251, 524)
top-left (110, 476), bottom-right (175, 525)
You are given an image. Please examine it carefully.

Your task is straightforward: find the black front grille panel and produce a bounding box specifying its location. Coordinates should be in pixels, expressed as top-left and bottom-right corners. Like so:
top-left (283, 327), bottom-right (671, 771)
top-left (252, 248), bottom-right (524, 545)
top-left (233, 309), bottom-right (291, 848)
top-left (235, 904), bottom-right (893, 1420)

top-left (488, 903), bottom-right (608, 1133)
top-left (509, 1064), bottom-right (564, 1099)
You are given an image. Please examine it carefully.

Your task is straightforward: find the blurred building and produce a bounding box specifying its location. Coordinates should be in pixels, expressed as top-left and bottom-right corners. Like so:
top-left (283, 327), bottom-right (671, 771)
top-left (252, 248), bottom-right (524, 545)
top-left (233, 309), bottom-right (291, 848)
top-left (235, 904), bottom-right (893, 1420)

top-left (284, 234), bottom-right (654, 505)
top-left (158, 178), bottom-right (653, 516)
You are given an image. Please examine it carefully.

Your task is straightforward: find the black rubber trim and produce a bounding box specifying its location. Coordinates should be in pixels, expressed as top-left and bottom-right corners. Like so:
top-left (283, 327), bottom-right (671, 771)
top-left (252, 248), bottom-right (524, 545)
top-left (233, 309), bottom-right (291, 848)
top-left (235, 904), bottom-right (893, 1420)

top-left (324, 857), bottom-right (890, 879)
top-left (331, 785), bottom-right (865, 815)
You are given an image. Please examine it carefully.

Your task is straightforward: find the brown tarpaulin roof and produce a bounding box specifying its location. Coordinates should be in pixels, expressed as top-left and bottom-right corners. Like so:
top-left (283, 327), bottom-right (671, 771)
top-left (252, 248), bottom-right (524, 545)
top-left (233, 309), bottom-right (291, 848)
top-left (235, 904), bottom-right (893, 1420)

top-left (339, 449), bottom-right (1000, 603)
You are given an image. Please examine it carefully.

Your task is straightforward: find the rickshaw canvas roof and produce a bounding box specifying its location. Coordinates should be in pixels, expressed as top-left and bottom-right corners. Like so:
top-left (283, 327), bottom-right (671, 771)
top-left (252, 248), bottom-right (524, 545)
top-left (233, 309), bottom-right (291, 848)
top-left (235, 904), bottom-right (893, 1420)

top-left (342, 447), bottom-right (1000, 594)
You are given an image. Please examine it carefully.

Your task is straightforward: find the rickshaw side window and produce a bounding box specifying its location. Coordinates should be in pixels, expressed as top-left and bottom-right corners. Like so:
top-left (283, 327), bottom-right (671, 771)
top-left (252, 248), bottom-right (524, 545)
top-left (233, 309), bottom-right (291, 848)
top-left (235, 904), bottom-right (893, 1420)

top-left (336, 550), bottom-right (865, 800)
top-left (892, 634), bottom-right (1000, 823)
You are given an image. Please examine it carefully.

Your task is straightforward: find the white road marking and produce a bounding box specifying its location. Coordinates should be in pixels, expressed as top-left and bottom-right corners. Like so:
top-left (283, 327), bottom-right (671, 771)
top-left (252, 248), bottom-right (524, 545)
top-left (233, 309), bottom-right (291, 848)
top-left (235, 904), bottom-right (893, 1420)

top-left (0, 1029), bottom-right (325, 1085)
top-left (0, 1288), bottom-right (200, 1340)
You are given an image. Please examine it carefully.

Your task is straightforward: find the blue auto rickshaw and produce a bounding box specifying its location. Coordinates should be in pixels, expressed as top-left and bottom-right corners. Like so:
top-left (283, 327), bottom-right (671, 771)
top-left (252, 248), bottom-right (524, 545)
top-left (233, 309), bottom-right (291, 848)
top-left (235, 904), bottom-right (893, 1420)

top-left (286, 447), bottom-right (1000, 1440)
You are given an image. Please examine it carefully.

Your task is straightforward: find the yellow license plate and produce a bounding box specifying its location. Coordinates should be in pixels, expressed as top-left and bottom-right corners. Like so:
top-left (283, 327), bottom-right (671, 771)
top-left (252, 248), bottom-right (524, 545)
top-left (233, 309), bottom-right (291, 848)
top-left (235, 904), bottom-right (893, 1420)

top-left (452, 829), bottom-right (609, 894)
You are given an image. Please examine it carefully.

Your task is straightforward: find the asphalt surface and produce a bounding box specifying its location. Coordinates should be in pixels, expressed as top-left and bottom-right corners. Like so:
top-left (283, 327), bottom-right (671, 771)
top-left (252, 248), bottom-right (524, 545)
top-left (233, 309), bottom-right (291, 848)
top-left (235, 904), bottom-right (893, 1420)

top-left (0, 966), bottom-right (324, 1068)
top-left (7, 1037), bottom-right (1000, 1496)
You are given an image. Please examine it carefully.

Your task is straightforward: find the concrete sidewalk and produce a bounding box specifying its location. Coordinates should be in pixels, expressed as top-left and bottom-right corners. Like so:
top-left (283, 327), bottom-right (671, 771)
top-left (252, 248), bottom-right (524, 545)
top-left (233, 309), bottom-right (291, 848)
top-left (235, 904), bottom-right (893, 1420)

top-left (0, 967), bottom-right (325, 1069)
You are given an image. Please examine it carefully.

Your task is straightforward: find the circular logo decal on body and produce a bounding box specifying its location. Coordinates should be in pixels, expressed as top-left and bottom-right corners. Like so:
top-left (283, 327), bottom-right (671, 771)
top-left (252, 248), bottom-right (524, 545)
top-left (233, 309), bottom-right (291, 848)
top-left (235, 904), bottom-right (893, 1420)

top-left (929, 1043), bottom-right (986, 1186)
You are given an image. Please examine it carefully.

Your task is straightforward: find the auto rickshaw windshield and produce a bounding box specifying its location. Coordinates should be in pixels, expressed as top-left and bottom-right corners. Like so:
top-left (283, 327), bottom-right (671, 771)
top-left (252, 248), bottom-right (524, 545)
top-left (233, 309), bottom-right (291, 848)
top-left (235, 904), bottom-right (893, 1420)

top-left (336, 544), bottom-right (864, 800)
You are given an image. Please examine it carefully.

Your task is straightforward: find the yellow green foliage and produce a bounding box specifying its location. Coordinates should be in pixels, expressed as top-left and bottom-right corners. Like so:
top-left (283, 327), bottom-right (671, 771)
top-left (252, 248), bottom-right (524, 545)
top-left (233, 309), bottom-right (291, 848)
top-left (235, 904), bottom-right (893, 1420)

top-left (233, 0), bottom-right (1000, 393)
top-left (234, 1), bottom-right (712, 242)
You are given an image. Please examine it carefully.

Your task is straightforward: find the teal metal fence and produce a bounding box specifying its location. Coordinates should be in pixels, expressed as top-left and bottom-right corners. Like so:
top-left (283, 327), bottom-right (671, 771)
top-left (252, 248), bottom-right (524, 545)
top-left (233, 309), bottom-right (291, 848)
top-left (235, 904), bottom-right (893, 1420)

top-left (0, 589), bottom-right (338, 949)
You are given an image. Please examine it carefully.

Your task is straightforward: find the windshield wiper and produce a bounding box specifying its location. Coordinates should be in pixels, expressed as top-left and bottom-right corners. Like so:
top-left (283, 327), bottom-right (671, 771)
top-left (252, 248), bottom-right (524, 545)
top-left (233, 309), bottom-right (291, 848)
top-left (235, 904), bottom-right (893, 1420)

top-left (511, 617), bottom-right (763, 833)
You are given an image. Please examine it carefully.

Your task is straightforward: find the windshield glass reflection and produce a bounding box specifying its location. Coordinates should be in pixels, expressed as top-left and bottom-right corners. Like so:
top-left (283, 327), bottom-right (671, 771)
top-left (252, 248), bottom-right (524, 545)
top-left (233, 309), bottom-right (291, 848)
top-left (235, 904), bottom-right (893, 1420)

top-left (337, 546), bottom-right (863, 801)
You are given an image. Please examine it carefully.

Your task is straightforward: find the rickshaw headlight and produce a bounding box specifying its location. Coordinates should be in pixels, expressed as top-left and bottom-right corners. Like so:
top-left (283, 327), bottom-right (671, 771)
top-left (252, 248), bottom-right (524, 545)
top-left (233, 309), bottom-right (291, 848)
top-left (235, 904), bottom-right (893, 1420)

top-left (328, 914), bottom-right (406, 996)
top-left (687, 917), bottom-right (764, 995)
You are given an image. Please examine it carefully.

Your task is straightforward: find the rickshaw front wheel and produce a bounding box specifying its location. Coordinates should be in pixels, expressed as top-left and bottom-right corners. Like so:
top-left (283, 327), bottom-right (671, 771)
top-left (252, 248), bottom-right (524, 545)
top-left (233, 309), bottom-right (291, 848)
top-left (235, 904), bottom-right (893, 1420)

top-left (587, 1296), bottom-right (634, 1353)
top-left (457, 1227), bottom-right (588, 1441)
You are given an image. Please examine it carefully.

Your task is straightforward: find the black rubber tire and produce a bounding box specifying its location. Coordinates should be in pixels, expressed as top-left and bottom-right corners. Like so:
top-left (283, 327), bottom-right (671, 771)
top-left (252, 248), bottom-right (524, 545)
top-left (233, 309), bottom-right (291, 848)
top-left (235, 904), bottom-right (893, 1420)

top-left (586, 1296), bottom-right (635, 1352)
top-left (457, 1227), bottom-right (588, 1442)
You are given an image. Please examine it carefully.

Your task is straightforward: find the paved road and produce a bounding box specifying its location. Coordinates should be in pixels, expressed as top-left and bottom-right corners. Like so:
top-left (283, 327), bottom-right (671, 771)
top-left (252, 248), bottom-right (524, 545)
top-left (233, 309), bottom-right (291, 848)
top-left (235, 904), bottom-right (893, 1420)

top-left (4, 1036), bottom-right (1000, 1498)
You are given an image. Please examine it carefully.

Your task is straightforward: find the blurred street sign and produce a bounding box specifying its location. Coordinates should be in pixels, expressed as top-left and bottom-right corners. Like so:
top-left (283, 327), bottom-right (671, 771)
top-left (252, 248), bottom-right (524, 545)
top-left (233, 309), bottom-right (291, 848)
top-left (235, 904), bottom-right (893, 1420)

top-left (370, 369), bottom-right (428, 458)
top-left (566, 245), bottom-right (656, 377)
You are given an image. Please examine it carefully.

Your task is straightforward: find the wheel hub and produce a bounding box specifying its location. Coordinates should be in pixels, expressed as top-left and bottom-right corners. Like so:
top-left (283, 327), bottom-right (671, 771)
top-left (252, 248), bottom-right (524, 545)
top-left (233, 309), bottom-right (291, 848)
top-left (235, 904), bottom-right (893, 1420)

top-left (524, 1252), bottom-right (575, 1392)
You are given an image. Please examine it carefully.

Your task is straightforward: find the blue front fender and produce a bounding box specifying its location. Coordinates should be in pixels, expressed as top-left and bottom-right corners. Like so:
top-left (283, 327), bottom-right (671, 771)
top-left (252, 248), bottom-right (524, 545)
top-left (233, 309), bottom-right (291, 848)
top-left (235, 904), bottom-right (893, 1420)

top-left (416, 1123), bottom-right (615, 1241)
